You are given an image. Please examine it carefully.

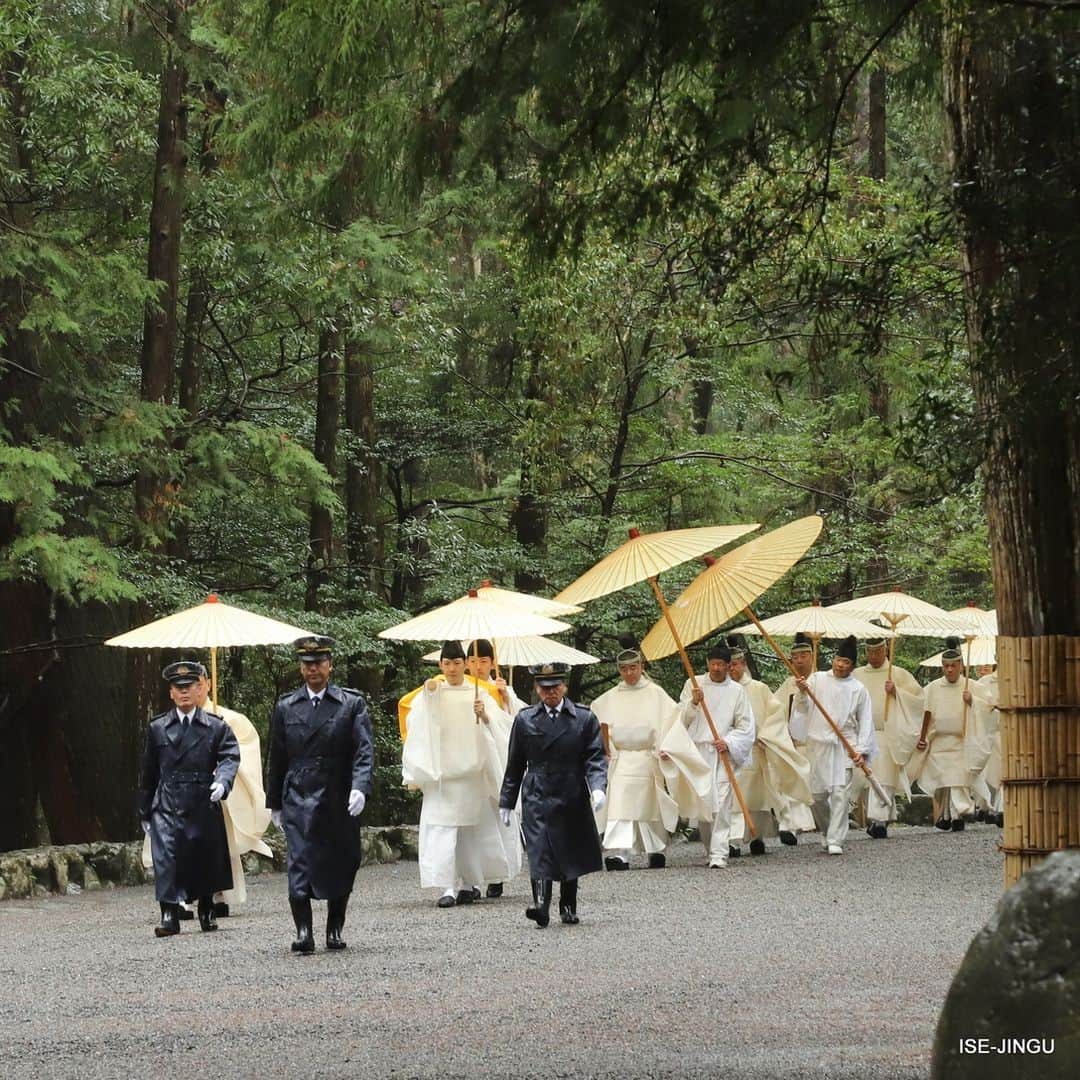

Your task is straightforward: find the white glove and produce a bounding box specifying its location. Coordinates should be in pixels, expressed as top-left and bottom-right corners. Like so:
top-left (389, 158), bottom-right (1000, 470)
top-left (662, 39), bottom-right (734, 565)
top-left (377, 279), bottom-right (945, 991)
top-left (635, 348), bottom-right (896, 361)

top-left (209, 781), bottom-right (225, 803)
top-left (591, 789), bottom-right (606, 812)
top-left (499, 808), bottom-right (512, 827)
top-left (141, 820), bottom-right (151, 835)
top-left (348, 789), bottom-right (366, 816)
top-left (271, 810), bottom-right (283, 830)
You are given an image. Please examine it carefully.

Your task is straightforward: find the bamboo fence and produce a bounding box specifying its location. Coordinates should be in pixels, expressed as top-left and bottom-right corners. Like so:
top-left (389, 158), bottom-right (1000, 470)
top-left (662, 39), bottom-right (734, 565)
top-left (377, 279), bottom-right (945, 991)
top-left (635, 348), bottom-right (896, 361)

top-left (998, 635), bottom-right (1080, 888)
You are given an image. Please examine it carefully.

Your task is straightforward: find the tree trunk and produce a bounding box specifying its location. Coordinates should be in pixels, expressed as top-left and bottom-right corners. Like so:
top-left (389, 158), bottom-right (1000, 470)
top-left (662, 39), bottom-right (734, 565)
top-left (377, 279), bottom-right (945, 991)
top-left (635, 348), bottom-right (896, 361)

top-left (943, 2), bottom-right (1080, 886)
top-left (344, 338), bottom-right (383, 595)
top-left (305, 328), bottom-right (342, 611)
top-left (135, 1), bottom-right (188, 531)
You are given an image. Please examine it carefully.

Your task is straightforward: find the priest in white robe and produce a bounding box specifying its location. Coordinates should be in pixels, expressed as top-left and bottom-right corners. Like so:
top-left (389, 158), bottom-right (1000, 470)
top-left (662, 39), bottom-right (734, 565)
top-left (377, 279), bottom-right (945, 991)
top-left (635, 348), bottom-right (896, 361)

top-left (728, 644), bottom-right (814, 853)
top-left (790, 636), bottom-right (877, 855)
top-left (908, 639), bottom-right (989, 831)
top-left (590, 648), bottom-right (710, 870)
top-left (852, 637), bottom-right (924, 840)
top-left (401, 640), bottom-right (515, 908)
top-left (677, 644), bottom-right (756, 868)
top-left (972, 665), bottom-right (1003, 826)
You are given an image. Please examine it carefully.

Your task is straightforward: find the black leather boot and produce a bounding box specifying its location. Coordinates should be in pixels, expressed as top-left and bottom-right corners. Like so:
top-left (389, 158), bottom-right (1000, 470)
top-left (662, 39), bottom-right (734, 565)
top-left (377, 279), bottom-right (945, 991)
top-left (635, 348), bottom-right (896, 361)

top-left (155, 902), bottom-right (180, 938)
top-left (197, 897), bottom-right (218, 932)
top-left (289, 896), bottom-right (315, 954)
top-left (778, 830), bottom-right (797, 846)
top-left (559, 879), bottom-right (579, 925)
top-left (525, 879), bottom-right (551, 928)
top-left (326, 895), bottom-right (349, 951)
top-left (749, 838), bottom-right (766, 856)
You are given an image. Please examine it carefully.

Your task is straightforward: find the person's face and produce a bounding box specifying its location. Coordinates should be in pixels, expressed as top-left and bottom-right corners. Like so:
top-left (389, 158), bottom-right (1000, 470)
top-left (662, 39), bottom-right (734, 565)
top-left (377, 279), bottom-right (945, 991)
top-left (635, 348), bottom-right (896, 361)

top-left (440, 657), bottom-right (466, 685)
top-left (942, 659), bottom-right (962, 683)
top-left (791, 651), bottom-right (814, 676)
top-left (168, 682), bottom-right (197, 711)
top-left (537, 681), bottom-right (566, 708)
top-left (190, 675), bottom-right (211, 707)
top-left (866, 645), bottom-right (887, 669)
top-left (976, 664), bottom-right (995, 678)
top-left (729, 657), bottom-right (746, 682)
top-left (706, 658), bottom-right (729, 682)
top-left (300, 657), bottom-right (332, 692)
top-left (464, 654), bottom-right (494, 679)
top-left (618, 661), bottom-right (643, 686)
top-left (832, 656), bottom-right (854, 679)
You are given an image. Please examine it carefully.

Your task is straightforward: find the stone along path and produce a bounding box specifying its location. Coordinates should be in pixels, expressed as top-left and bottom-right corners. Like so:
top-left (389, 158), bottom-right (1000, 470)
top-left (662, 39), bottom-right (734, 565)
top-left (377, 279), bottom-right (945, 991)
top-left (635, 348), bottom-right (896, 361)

top-left (0, 824), bottom-right (1003, 1079)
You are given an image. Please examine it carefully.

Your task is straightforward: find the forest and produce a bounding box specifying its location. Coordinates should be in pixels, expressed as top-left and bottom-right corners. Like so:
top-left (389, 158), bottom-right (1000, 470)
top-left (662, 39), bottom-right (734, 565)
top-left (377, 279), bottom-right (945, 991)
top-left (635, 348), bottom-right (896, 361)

top-left (2, 1), bottom-right (1076, 850)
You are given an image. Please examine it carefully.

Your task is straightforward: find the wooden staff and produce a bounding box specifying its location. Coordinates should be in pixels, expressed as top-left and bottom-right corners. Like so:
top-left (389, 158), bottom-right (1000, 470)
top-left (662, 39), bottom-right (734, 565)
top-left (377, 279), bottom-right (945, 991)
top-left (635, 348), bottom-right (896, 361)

top-left (646, 576), bottom-right (758, 838)
top-left (880, 613), bottom-right (904, 729)
top-left (742, 606), bottom-right (892, 806)
top-left (810, 633), bottom-right (821, 672)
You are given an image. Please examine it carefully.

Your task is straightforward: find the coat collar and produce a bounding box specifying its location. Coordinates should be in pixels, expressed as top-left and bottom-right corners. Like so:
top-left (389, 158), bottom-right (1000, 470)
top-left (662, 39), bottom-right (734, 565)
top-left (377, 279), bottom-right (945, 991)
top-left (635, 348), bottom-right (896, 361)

top-left (165, 705), bottom-right (210, 748)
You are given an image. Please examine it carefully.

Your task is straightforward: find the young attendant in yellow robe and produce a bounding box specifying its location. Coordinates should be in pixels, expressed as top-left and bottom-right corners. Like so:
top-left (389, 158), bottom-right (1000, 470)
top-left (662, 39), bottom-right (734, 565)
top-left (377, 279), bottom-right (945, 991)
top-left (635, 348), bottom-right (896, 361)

top-left (590, 648), bottom-right (710, 870)
top-left (852, 637), bottom-right (924, 840)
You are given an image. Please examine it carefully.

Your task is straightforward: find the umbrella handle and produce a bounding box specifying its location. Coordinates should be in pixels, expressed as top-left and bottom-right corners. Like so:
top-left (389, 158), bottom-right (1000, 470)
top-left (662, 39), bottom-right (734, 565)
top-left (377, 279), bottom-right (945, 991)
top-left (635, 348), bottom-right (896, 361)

top-left (742, 606), bottom-right (888, 806)
top-left (647, 577), bottom-right (757, 838)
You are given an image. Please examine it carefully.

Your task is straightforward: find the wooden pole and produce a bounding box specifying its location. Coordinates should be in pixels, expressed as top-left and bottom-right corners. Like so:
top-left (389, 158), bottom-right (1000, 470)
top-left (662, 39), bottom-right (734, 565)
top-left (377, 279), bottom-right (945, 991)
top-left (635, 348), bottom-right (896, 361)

top-left (810, 633), bottom-right (821, 672)
top-left (646, 576), bottom-right (758, 838)
top-left (742, 606), bottom-right (892, 806)
top-left (881, 614), bottom-right (902, 729)
top-left (210, 645), bottom-right (219, 711)
top-left (961, 635), bottom-right (974, 736)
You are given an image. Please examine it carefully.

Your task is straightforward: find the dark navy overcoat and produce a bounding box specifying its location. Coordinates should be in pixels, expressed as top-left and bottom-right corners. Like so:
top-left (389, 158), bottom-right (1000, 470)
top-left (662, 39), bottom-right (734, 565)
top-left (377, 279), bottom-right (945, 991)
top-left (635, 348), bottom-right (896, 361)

top-left (138, 707), bottom-right (240, 903)
top-left (265, 684), bottom-right (374, 899)
top-left (499, 697), bottom-right (607, 881)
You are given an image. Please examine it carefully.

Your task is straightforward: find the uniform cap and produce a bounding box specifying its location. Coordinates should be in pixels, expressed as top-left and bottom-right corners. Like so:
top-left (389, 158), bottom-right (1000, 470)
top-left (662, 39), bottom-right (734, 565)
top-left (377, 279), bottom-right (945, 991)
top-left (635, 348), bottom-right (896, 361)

top-left (162, 660), bottom-right (207, 686)
top-left (295, 635), bottom-right (335, 661)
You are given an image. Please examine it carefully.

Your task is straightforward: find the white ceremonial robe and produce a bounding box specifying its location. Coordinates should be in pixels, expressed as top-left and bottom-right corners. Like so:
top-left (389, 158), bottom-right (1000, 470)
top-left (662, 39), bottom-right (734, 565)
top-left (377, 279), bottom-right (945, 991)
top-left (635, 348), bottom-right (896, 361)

top-left (402, 682), bottom-right (516, 891)
top-left (592, 677), bottom-right (710, 855)
top-left (972, 674), bottom-right (1002, 812)
top-left (678, 675), bottom-right (755, 863)
top-left (735, 672), bottom-right (814, 841)
top-left (908, 676), bottom-right (992, 820)
top-left (790, 672), bottom-right (877, 849)
top-left (852, 663), bottom-right (924, 823)
top-left (141, 702), bottom-right (272, 905)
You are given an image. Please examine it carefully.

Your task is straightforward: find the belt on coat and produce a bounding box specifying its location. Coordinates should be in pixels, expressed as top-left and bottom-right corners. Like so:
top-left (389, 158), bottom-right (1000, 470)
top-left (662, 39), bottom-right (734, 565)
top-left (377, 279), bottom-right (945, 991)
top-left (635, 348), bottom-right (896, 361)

top-left (288, 756), bottom-right (331, 770)
top-left (162, 770), bottom-right (212, 783)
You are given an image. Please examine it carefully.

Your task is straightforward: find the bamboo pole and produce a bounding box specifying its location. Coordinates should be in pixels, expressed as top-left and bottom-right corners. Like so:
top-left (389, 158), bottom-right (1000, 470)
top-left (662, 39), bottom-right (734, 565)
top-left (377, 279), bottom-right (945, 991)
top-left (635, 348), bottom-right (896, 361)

top-left (741, 606), bottom-right (892, 806)
top-left (646, 577), bottom-right (757, 838)
top-left (881, 614), bottom-right (903, 730)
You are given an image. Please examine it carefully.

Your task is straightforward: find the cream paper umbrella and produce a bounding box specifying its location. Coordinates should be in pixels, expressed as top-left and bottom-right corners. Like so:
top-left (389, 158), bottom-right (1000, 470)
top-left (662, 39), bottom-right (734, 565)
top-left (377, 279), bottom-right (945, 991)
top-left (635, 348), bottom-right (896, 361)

top-left (640, 516), bottom-right (890, 805)
top-left (947, 604), bottom-right (998, 637)
top-left (473, 580), bottom-right (582, 617)
top-left (921, 636), bottom-right (997, 668)
top-left (553, 521), bottom-right (760, 833)
top-left (422, 635), bottom-right (600, 667)
top-left (105, 594), bottom-right (315, 707)
top-left (378, 591), bottom-right (571, 642)
top-left (727, 599), bottom-right (895, 668)
top-left (553, 523), bottom-right (759, 605)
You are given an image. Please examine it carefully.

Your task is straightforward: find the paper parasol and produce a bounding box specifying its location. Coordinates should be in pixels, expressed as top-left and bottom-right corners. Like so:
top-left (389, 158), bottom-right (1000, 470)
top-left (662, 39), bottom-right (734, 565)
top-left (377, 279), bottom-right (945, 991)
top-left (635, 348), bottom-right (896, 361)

top-left (946, 604), bottom-right (998, 637)
top-left (105, 594), bottom-right (315, 706)
top-left (422, 635), bottom-right (599, 667)
top-left (378, 591), bottom-right (571, 642)
top-left (553, 523), bottom-right (759, 605)
top-left (829, 590), bottom-right (958, 638)
top-left (641, 517), bottom-right (824, 659)
top-left (727, 599), bottom-right (896, 642)
top-left (921, 636), bottom-right (997, 668)
top-left (473, 581), bottom-right (582, 617)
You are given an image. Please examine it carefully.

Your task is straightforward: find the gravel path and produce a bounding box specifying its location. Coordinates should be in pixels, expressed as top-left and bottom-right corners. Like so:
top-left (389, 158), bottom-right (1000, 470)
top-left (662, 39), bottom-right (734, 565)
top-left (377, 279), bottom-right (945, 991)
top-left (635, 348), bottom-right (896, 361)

top-left (0, 823), bottom-right (1003, 1079)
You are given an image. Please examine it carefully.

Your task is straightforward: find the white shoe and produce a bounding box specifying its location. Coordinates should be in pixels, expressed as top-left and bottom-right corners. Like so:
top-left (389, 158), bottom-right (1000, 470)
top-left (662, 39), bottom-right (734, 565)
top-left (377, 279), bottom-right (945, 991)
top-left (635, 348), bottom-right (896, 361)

top-left (827, 844), bottom-right (843, 855)
top-left (708, 858), bottom-right (728, 869)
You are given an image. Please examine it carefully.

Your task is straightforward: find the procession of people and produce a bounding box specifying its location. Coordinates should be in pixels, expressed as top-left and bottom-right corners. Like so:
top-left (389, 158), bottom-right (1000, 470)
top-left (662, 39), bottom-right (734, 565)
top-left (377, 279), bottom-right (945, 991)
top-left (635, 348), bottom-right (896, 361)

top-left (138, 624), bottom-right (1000, 946)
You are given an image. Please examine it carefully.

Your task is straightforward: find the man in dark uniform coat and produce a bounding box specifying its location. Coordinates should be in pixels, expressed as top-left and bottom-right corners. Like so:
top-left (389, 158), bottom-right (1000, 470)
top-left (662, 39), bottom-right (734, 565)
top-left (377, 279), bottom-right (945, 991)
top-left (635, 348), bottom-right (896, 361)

top-left (499, 662), bottom-right (607, 928)
top-left (266, 636), bottom-right (374, 954)
top-left (139, 661), bottom-right (241, 937)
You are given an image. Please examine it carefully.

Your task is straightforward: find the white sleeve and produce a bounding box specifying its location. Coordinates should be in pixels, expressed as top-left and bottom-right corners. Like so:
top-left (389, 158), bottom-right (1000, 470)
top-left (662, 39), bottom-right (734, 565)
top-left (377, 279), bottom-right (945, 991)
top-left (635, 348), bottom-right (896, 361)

top-left (788, 676), bottom-right (812, 743)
